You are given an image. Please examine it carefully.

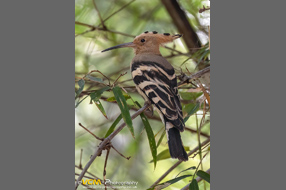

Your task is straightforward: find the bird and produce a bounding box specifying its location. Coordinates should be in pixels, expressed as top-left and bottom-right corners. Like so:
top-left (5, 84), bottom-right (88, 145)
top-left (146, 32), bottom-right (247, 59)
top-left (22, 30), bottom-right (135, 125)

top-left (102, 31), bottom-right (188, 161)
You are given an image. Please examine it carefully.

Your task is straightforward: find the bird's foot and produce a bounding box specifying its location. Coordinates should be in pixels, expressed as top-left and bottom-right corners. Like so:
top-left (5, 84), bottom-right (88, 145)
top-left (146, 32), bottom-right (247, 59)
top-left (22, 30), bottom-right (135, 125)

top-left (144, 101), bottom-right (153, 116)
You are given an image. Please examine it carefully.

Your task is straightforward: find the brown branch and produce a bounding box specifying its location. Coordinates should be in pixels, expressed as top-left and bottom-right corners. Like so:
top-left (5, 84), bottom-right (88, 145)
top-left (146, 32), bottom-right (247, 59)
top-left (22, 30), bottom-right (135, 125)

top-left (79, 123), bottom-right (104, 141)
top-left (79, 149), bottom-right (83, 169)
top-left (103, 147), bottom-right (110, 190)
top-left (185, 127), bottom-right (209, 138)
top-left (113, 72), bottom-right (127, 86)
top-left (111, 144), bottom-right (131, 160)
top-left (178, 66), bottom-right (210, 86)
top-left (75, 165), bottom-right (99, 179)
top-left (199, 6), bottom-right (210, 13)
top-left (161, 0), bottom-right (202, 51)
top-left (75, 21), bottom-right (135, 38)
top-left (92, 0), bottom-right (106, 29)
top-left (181, 168), bottom-right (210, 190)
top-left (99, 0), bottom-right (135, 26)
top-left (149, 137), bottom-right (210, 189)
top-left (75, 103), bottom-right (150, 189)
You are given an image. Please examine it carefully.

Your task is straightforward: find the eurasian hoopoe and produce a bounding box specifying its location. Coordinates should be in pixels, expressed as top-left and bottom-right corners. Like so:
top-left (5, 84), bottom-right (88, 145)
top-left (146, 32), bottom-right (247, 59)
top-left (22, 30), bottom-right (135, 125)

top-left (102, 31), bottom-right (188, 161)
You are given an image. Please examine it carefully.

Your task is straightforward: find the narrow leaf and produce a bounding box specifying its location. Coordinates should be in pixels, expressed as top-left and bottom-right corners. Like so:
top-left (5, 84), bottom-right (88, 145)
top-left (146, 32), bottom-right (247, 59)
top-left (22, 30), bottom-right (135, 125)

top-left (106, 94), bottom-right (130, 102)
top-left (90, 86), bottom-right (110, 119)
top-left (148, 175), bottom-right (192, 190)
top-left (94, 100), bottom-right (108, 119)
top-left (75, 95), bottom-right (88, 108)
top-left (175, 166), bottom-right (196, 178)
top-left (90, 86), bottom-right (110, 101)
top-left (197, 170), bottom-right (210, 183)
top-left (112, 86), bottom-right (134, 138)
top-left (156, 130), bottom-right (166, 148)
top-left (75, 79), bottom-right (85, 99)
top-left (189, 179), bottom-right (199, 190)
top-left (135, 101), bottom-right (157, 169)
top-left (150, 147), bottom-right (190, 162)
top-left (180, 92), bottom-right (203, 101)
top-left (86, 75), bottom-right (104, 83)
top-left (141, 113), bottom-right (157, 169)
top-left (184, 102), bottom-right (200, 123)
top-left (105, 114), bottom-right (122, 138)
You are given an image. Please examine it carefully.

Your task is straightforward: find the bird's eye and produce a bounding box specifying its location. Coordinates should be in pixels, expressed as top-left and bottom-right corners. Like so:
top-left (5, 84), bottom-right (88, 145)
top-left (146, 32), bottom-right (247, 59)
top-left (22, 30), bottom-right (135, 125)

top-left (141, 39), bottom-right (145, 43)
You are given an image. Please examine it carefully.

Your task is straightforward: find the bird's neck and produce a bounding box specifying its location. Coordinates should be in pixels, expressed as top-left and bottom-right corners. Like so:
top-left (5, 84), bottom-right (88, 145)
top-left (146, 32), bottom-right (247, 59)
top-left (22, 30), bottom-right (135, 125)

top-left (134, 47), bottom-right (161, 55)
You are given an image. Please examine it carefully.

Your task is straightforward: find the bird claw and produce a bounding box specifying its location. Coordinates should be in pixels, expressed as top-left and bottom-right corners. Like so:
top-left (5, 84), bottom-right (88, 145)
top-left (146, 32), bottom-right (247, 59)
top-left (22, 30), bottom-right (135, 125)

top-left (144, 101), bottom-right (153, 116)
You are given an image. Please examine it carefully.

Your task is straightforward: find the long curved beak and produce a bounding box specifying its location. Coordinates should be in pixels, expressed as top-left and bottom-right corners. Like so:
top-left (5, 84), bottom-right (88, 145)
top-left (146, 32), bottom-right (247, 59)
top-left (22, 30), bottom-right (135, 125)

top-left (101, 42), bottom-right (135, 52)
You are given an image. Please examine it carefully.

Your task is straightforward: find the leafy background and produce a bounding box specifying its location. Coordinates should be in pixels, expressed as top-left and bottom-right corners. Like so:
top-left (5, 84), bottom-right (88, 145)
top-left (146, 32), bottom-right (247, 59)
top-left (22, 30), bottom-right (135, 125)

top-left (75, 0), bottom-right (210, 189)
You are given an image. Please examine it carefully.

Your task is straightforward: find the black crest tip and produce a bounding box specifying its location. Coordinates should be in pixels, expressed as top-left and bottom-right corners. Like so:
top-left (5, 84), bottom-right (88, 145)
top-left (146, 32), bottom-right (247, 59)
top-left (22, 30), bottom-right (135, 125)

top-left (152, 31), bottom-right (158, 34)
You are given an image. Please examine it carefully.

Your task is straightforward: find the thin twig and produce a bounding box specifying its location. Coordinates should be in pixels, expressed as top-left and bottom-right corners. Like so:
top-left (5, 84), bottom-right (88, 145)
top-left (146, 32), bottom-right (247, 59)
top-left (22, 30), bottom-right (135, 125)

top-left (85, 70), bottom-right (110, 82)
top-left (75, 165), bottom-right (99, 179)
top-left (185, 127), bottom-right (209, 138)
top-left (92, 0), bottom-right (106, 29)
top-left (149, 137), bottom-right (210, 189)
top-left (192, 149), bottom-right (210, 181)
top-left (190, 142), bottom-right (210, 158)
top-left (75, 103), bottom-right (150, 189)
top-left (79, 149), bottom-right (83, 169)
top-left (199, 6), bottom-right (210, 13)
top-left (113, 72), bottom-right (127, 86)
top-left (99, 0), bottom-right (136, 26)
top-left (79, 123), bottom-right (104, 141)
top-left (75, 21), bottom-right (135, 38)
top-left (111, 145), bottom-right (131, 160)
top-left (75, 173), bottom-right (94, 180)
top-left (103, 148), bottom-right (110, 190)
top-left (178, 66), bottom-right (210, 87)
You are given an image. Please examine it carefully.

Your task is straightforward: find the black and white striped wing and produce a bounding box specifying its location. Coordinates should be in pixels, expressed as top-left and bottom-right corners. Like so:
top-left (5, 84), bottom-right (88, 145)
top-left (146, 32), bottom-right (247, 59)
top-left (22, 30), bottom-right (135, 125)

top-left (131, 61), bottom-right (184, 131)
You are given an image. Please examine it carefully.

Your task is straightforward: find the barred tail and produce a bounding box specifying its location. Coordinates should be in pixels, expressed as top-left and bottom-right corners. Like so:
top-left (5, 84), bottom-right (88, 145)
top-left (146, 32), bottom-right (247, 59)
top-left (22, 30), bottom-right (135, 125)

top-left (167, 127), bottom-right (188, 161)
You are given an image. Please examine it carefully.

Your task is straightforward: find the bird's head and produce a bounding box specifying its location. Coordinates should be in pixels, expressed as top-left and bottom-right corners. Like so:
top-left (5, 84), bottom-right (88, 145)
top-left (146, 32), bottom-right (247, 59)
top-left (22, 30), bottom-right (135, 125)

top-left (102, 31), bottom-right (182, 55)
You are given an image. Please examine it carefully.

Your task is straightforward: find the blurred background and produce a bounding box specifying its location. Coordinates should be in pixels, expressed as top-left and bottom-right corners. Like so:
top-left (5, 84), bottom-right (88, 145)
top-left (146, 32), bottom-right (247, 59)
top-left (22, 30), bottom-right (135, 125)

top-left (75, 0), bottom-right (210, 189)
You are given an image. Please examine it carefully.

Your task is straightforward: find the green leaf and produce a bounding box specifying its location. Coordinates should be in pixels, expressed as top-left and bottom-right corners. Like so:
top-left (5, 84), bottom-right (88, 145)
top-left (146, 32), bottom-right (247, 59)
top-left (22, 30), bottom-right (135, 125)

top-left (86, 75), bottom-right (104, 83)
top-left (176, 166), bottom-right (196, 178)
top-left (148, 175), bottom-right (192, 190)
top-left (75, 95), bottom-right (88, 108)
top-left (94, 100), bottom-right (108, 119)
top-left (197, 49), bottom-right (210, 64)
top-left (140, 113), bottom-right (157, 169)
top-left (90, 86), bottom-right (110, 101)
top-left (197, 170), bottom-right (210, 183)
top-left (75, 79), bottom-right (85, 99)
top-left (90, 86), bottom-right (110, 119)
top-left (150, 149), bottom-right (170, 162)
top-left (189, 179), bottom-right (199, 190)
top-left (105, 114), bottom-right (122, 138)
top-left (156, 130), bottom-right (165, 148)
top-left (135, 101), bottom-right (157, 169)
top-left (180, 92), bottom-right (203, 101)
top-left (183, 102), bottom-right (200, 123)
top-left (106, 94), bottom-right (131, 102)
top-left (112, 86), bottom-right (134, 138)
top-left (150, 147), bottom-right (190, 162)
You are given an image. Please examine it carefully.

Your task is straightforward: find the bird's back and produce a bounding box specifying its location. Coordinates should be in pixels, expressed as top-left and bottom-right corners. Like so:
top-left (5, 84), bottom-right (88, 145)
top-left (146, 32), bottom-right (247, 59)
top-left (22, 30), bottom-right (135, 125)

top-left (131, 54), bottom-right (185, 131)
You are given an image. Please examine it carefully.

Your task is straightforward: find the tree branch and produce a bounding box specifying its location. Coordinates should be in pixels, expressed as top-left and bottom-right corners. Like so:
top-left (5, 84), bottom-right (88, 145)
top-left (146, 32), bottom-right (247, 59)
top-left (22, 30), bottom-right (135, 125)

top-left (75, 103), bottom-right (150, 189)
top-left (178, 66), bottom-right (210, 86)
top-left (149, 137), bottom-right (210, 189)
top-left (75, 21), bottom-right (135, 38)
top-left (161, 0), bottom-right (202, 50)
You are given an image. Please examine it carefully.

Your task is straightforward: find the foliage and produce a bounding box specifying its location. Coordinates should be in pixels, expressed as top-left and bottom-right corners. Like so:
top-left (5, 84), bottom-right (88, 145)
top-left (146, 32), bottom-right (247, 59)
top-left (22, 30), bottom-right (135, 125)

top-left (75, 0), bottom-right (210, 189)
